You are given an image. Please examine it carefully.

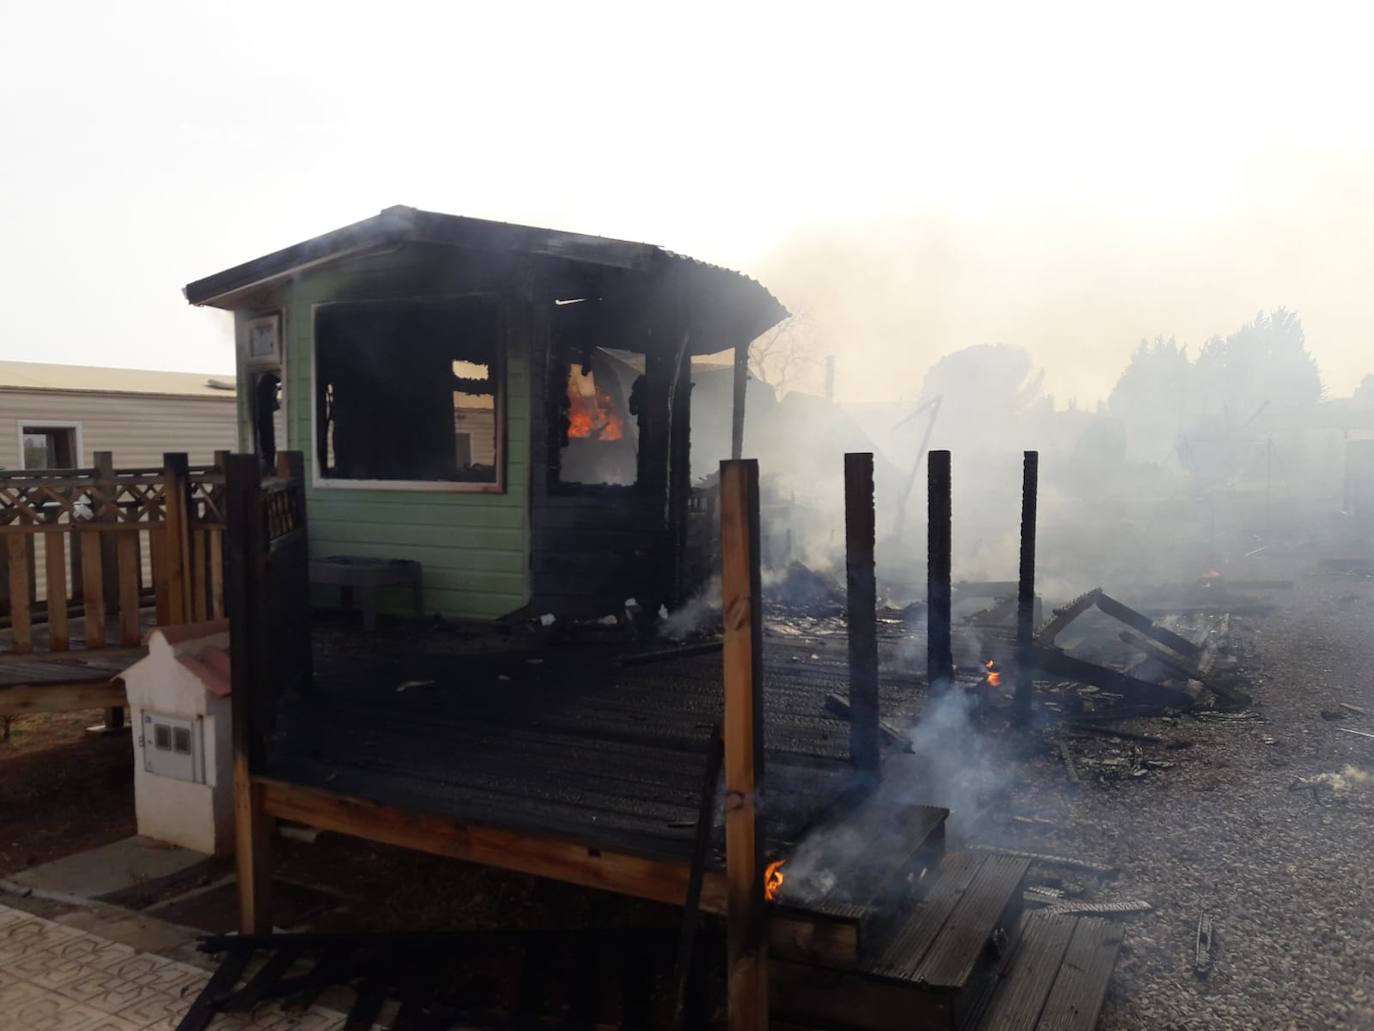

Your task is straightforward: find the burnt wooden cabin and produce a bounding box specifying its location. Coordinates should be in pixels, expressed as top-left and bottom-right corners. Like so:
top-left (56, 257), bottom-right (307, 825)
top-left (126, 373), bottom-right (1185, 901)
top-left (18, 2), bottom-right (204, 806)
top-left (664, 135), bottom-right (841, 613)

top-left (184, 206), bottom-right (787, 621)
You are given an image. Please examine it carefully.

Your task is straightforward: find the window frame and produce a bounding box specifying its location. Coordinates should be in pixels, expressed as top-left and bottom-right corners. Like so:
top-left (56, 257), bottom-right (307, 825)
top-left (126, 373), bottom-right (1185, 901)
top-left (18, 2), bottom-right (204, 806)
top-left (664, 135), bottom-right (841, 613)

top-left (18, 422), bottom-right (83, 470)
top-left (309, 296), bottom-right (507, 494)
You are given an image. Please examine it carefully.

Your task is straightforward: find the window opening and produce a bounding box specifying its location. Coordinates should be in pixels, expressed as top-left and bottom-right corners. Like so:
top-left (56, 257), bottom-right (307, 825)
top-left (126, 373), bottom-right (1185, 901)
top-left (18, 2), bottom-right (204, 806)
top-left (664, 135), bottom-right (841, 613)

top-left (21, 426), bottom-right (78, 469)
top-left (315, 301), bottom-right (502, 486)
top-left (558, 352), bottom-right (639, 486)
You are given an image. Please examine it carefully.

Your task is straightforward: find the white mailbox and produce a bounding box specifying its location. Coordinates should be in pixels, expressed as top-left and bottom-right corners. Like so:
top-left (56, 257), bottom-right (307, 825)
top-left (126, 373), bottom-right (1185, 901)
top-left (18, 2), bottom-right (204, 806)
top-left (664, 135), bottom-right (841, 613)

top-left (120, 620), bottom-right (233, 856)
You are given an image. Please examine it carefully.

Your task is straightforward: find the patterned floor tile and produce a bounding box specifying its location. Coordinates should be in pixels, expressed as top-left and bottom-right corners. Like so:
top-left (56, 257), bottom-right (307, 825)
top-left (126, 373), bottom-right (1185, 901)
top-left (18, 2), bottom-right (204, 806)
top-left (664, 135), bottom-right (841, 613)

top-left (0, 915), bottom-right (81, 963)
top-left (0, 903), bottom-right (346, 1030)
top-left (0, 976), bottom-right (139, 1030)
top-left (53, 967), bottom-right (173, 1016)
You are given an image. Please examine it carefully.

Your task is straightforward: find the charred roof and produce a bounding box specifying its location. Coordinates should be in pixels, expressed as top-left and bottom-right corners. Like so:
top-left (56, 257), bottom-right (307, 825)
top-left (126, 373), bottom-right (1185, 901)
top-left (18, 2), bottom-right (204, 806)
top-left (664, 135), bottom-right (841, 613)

top-left (184, 205), bottom-right (789, 350)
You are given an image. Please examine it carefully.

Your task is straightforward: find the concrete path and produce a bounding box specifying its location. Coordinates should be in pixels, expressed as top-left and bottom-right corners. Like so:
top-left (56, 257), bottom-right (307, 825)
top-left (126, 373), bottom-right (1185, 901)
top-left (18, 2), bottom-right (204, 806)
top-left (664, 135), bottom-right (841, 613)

top-left (8, 837), bottom-right (208, 900)
top-left (0, 901), bottom-right (345, 1030)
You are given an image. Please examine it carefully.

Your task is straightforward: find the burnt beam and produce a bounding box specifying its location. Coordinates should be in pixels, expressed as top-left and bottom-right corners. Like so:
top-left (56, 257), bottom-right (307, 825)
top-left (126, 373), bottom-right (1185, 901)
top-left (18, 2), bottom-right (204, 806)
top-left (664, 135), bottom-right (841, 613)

top-left (1014, 450), bottom-right (1038, 723)
top-left (927, 450), bottom-right (953, 695)
top-left (844, 453), bottom-right (880, 777)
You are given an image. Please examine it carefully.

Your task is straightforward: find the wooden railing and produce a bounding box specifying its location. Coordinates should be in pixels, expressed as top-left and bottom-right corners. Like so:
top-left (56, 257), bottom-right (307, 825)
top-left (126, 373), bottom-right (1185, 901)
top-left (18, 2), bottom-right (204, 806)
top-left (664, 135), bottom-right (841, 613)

top-left (0, 451), bottom-right (229, 656)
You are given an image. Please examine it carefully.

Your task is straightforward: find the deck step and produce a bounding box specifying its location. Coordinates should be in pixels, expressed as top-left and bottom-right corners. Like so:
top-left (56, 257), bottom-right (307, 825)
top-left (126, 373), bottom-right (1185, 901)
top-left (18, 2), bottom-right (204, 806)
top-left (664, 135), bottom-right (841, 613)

top-left (772, 801), bottom-right (948, 966)
top-left (977, 911), bottom-right (1124, 1031)
top-left (770, 850), bottom-right (1028, 1031)
top-left (869, 851), bottom-right (1028, 986)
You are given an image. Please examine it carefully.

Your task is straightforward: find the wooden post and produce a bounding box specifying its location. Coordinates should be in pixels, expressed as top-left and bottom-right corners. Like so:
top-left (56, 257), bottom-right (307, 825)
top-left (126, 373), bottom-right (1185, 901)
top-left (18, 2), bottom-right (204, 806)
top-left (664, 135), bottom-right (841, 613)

top-left (1014, 451), bottom-right (1039, 723)
top-left (93, 452), bottom-right (120, 615)
top-left (7, 535), bottom-right (32, 654)
top-left (719, 459), bottom-right (767, 1030)
top-left (44, 531), bottom-right (68, 652)
top-left (79, 531), bottom-right (106, 647)
top-left (730, 338), bottom-right (749, 461)
top-left (844, 453), bottom-right (879, 777)
top-left (927, 450), bottom-right (953, 695)
top-left (116, 534), bottom-right (140, 647)
top-left (226, 453), bottom-right (273, 934)
top-left (161, 453), bottom-right (191, 626)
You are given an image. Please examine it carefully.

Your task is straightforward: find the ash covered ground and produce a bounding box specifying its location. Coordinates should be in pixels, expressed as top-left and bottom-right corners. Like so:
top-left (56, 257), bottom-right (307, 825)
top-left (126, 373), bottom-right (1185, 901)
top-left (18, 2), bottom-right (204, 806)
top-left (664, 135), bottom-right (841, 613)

top-left (951, 557), bottom-right (1374, 1029)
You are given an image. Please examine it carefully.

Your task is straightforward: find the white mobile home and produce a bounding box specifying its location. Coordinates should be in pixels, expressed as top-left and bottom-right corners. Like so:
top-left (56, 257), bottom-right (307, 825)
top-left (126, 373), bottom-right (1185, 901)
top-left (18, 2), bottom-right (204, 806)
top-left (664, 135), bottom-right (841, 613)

top-left (0, 361), bottom-right (238, 470)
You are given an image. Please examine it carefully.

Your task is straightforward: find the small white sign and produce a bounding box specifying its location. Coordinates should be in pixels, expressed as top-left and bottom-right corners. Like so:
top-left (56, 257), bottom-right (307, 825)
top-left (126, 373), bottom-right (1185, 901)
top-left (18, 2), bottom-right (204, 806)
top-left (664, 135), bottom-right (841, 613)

top-left (244, 313), bottom-right (281, 368)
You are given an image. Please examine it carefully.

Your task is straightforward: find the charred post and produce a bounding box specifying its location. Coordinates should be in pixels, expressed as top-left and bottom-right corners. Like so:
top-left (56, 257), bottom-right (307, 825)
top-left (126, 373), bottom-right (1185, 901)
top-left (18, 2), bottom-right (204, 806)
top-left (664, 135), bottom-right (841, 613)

top-left (844, 452), bottom-right (880, 777)
top-left (927, 450), bottom-right (953, 694)
top-left (1014, 450), bottom-right (1039, 722)
top-left (226, 453), bottom-right (273, 933)
top-left (719, 459), bottom-right (768, 1030)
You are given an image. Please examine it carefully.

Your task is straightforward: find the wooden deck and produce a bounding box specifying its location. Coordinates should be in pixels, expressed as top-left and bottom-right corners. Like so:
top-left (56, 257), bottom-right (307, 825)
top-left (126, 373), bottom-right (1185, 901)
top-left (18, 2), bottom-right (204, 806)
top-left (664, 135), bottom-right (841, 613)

top-left (261, 620), bottom-right (921, 868)
top-left (0, 614), bottom-right (153, 717)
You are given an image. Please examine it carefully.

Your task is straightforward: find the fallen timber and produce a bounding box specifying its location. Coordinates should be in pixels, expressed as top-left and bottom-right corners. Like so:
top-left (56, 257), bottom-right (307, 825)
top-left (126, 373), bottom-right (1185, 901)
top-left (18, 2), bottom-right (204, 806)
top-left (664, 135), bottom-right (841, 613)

top-left (997, 586), bottom-right (1245, 711)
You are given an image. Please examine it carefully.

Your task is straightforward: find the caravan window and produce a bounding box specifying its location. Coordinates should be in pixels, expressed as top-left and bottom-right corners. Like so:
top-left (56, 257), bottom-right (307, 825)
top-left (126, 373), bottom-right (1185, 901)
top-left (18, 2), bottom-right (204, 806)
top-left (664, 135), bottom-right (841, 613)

top-left (21, 426), bottom-right (79, 469)
top-left (314, 300), bottom-right (503, 490)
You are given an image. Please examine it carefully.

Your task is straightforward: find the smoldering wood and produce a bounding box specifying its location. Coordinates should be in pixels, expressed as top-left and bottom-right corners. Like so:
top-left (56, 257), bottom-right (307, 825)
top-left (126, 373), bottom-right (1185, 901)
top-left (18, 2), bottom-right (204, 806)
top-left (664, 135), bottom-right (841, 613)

top-left (927, 450), bottom-right (953, 695)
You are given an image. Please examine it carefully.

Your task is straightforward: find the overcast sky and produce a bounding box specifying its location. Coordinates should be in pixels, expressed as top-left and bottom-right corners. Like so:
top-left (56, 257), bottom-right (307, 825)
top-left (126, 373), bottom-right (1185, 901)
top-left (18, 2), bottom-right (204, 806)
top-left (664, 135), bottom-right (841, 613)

top-left (2, 2), bottom-right (1370, 404)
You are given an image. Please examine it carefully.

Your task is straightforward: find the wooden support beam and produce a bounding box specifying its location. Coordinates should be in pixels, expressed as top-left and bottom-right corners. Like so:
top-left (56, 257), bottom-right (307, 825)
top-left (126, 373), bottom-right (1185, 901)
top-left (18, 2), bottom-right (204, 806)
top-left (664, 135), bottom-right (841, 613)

top-left (0, 680), bottom-right (127, 718)
top-left (719, 458), bottom-right (768, 1031)
top-left (234, 767), bottom-right (273, 934)
top-left (256, 777), bottom-right (727, 912)
top-left (731, 338), bottom-right (749, 461)
top-left (226, 453), bottom-right (272, 934)
top-left (927, 450), bottom-right (953, 695)
top-left (1014, 450), bottom-right (1038, 723)
top-left (672, 728), bottom-right (724, 1031)
top-left (844, 453), bottom-right (879, 777)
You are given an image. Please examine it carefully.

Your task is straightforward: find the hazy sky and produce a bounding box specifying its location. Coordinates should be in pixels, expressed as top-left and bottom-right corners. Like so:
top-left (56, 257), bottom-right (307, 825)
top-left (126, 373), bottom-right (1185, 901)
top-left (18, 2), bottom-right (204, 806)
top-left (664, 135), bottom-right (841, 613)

top-left (2, 2), bottom-right (1370, 404)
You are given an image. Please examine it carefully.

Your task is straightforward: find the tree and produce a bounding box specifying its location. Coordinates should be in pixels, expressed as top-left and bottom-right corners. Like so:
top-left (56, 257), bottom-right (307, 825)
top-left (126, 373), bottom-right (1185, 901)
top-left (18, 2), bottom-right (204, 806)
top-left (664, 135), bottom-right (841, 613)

top-left (1108, 336), bottom-right (1193, 423)
top-left (916, 343), bottom-right (1047, 422)
top-left (748, 312), bottom-right (818, 395)
top-left (1193, 308), bottom-right (1322, 421)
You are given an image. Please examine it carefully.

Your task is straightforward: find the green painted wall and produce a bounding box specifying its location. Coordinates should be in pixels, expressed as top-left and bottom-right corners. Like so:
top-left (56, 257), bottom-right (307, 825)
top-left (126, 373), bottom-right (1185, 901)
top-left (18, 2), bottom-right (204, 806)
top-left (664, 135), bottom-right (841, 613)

top-left (263, 249), bottom-right (533, 620)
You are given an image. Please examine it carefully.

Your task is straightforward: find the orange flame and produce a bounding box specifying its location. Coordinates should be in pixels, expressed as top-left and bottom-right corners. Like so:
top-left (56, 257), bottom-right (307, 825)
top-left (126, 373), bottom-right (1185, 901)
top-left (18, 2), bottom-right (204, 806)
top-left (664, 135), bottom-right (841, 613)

top-left (567, 375), bottom-right (624, 441)
top-left (984, 660), bottom-right (1002, 688)
top-left (764, 859), bottom-right (786, 902)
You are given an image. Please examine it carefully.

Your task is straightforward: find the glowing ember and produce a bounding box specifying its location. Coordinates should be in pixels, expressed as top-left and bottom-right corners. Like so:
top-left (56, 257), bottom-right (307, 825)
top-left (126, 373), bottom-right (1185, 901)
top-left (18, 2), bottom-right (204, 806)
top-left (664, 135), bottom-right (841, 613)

top-left (764, 859), bottom-right (786, 902)
top-left (984, 659), bottom-right (1002, 688)
top-left (566, 372), bottom-right (624, 441)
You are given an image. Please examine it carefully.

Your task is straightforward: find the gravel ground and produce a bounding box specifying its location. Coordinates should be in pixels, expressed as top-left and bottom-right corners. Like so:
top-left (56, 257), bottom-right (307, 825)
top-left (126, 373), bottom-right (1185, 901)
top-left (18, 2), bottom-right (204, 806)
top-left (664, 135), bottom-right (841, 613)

top-left (970, 558), bottom-right (1374, 1029)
